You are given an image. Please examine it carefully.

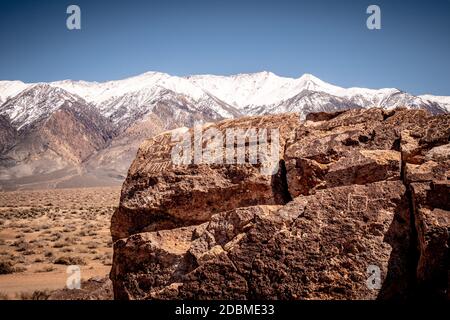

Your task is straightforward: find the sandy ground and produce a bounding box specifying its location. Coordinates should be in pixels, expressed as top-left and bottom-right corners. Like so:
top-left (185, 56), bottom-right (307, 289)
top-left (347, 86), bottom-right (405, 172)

top-left (0, 265), bottom-right (111, 296)
top-left (0, 186), bottom-right (121, 299)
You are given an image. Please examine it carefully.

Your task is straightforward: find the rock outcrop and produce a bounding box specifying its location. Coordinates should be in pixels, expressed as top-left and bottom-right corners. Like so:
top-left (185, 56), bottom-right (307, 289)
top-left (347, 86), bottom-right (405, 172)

top-left (110, 108), bottom-right (449, 300)
top-left (111, 114), bottom-right (298, 241)
top-left (48, 277), bottom-right (113, 300)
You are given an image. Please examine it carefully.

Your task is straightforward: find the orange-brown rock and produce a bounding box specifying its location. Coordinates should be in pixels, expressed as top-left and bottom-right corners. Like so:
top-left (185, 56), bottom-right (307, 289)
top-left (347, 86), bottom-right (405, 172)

top-left (111, 114), bottom-right (299, 241)
top-left (111, 181), bottom-right (410, 299)
top-left (283, 108), bottom-right (439, 197)
top-left (110, 108), bottom-right (450, 300)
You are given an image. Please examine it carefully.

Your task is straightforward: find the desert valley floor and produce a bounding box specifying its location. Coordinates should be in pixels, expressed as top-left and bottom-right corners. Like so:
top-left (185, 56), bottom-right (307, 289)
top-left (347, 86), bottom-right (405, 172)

top-left (0, 186), bottom-right (120, 299)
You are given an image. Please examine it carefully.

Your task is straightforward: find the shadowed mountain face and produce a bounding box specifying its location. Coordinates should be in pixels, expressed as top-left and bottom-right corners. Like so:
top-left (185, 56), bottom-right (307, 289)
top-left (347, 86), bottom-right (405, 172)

top-left (0, 72), bottom-right (448, 190)
top-left (0, 83), bottom-right (234, 190)
top-left (0, 115), bottom-right (16, 154)
top-left (0, 101), bottom-right (115, 189)
top-left (110, 108), bottom-right (450, 300)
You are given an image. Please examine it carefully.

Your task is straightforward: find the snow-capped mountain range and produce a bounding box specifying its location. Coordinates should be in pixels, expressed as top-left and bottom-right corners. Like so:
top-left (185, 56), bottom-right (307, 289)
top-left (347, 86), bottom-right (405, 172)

top-left (1, 71), bottom-right (448, 131)
top-left (0, 71), bottom-right (448, 190)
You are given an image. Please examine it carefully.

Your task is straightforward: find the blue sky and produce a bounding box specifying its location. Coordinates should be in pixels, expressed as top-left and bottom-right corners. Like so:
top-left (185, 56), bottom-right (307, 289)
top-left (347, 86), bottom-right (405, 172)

top-left (0, 0), bottom-right (449, 95)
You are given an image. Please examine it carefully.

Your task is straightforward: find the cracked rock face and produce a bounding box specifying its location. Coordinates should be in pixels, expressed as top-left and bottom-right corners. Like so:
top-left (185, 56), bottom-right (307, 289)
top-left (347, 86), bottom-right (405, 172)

top-left (111, 114), bottom-right (299, 241)
top-left (110, 108), bottom-right (450, 300)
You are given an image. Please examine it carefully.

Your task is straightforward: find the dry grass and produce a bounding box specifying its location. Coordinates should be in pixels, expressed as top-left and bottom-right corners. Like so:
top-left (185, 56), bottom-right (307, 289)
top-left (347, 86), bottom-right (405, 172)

top-left (0, 186), bottom-right (120, 297)
top-left (53, 256), bottom-right (87, 266)
top-left (0, 261), bottom-right (15, 274)
top-left (0, 289), bottom-right (52, 300)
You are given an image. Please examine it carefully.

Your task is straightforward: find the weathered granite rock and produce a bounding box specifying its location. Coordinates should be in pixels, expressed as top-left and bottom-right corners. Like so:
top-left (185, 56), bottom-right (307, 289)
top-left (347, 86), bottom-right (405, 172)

top-left (111, 113), bottom-right (299, 241)
top-left (48, 277), bottom-right (113, 300)
top-left (111, 108), bottom-right (450, 300)
top-left (110, 224), bottom-right (206, 299)
top-left (407, 152), bottom-right (449, 298)
top-left (285, 149), bottom-right (401, 196)
top-left (110, 181), bottom-right (410, 299)
top-left (284, 108), bottom-right (438, 197)
top-left (399, 111), bottom-right (450, 299)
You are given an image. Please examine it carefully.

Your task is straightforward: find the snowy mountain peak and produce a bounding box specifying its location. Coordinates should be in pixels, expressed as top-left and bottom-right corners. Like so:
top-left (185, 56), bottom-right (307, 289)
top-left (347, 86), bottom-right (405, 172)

top-left (419, 94), bottom-right (450, 112)
top-left (0, 71), bottom-right (448, 131)
top-left (51, 71), bottom-right (209, 105)
top-left (297, 73), bottom-right (320, 82)
top-left (0, 84), bottom-right (85, 130)
top-left (295, 73), bottom-right (332, 92)
top-left (0, 80), bottom-right (29, 104)
top-left (234, 70), bottom-right (277, 79)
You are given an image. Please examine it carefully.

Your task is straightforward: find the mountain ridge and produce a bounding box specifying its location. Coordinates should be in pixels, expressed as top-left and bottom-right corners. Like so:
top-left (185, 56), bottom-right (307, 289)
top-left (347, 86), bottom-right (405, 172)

top-left (2, 71), bottom-right (449, 115)
top-left (0, 71), bottom-right (448, 190)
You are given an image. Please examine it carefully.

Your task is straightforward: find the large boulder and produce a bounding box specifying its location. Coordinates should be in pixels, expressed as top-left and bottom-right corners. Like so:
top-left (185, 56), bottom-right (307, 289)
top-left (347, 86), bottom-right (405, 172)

top-left (284, 108), bottom-right (433, 197)
top-left (111, 114), bottom-right (299, 241)
top-left (111, 181), bottom-right (410, 299)
top-left (398, 113), bottom-right (450, 299)
top-left (110, 108), bottom-right (450, 300)
top-left (406, 149), bottom-right (449, 298)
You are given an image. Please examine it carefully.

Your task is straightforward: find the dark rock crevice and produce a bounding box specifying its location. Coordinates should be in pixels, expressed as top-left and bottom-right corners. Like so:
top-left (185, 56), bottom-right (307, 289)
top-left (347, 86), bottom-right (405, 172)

top-left (271, 159), bottom-right (293, 204)
top-left (403, 183), bottom-right (420, 298)
top-left (392, 153), bottom-right (420, 299)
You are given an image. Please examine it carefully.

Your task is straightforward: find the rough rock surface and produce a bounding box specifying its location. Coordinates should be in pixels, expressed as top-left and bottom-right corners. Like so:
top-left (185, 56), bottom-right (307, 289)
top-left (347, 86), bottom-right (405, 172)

top-left (111, 113), bottom-right (298, 241)
top-left (48, 277), bottom-right (113, 300)
top-left (111, 108), bottom-right (450, 300)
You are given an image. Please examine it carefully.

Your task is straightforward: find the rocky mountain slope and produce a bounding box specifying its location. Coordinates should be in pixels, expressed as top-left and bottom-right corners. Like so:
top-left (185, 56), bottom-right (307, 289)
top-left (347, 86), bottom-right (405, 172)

top-left (51, 71), bottom-right (450, 118)
top-left (110, 108), bottom-right (449, 300)
top-left (188, 72), bottom-right (449, 115)
top-left (0, 86), bottom-right (115, 189)
top-left (420, 94), bottom-right (450, 113)
top-left (2, 72), bottom-right (449, 127)
top-left (0, 72), bottom-right (448, 190)
top-left (0, 81), bottom-right (29, 107)
top-left (0, 115), bottom-right (16, 155)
